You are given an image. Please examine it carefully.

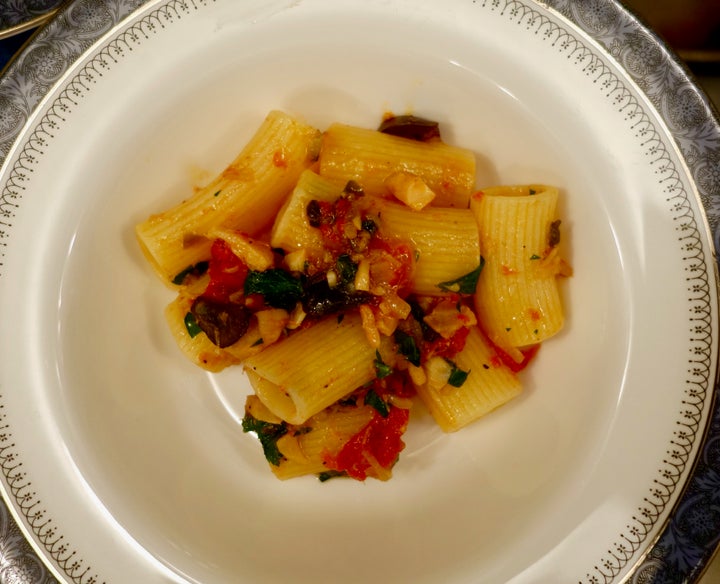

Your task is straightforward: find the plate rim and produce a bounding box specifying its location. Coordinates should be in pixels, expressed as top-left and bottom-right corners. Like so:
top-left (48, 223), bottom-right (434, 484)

top-left (0, 0), bottom-right (719, 582)
top-left (0, 0), bottom-right (64, 40)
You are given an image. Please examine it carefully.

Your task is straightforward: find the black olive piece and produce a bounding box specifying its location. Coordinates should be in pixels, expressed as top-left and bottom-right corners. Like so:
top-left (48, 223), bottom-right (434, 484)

top-left (548, 220), bottom-right (561, 248)
top-left (190, 296), bottom-right (251, 348)
top-left (343, 180), bottom-right (365, 198)
top-left (302, 278), bottom-right (373, 319)
top-left (378, 115), bottom-right (441, 142)
top-left (306, 199), bottom-right (323, 228)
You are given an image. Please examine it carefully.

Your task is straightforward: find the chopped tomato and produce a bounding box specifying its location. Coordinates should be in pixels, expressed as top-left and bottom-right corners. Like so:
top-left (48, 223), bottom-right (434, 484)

top-left (203, 239), bottom-right (249, 302)
top-left (326, 406), bottom-right (410, 481)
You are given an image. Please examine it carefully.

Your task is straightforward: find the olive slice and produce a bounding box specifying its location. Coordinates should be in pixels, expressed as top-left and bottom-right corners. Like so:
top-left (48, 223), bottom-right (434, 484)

top-left (190, 296), bottom-right (251, 348)
top-left (378, 115), bottom-right (441, 142)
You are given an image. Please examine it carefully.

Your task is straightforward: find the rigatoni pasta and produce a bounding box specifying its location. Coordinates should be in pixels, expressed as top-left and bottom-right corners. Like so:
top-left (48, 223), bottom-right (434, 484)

top-left (136, 110), bottom-right (321, 283)
top-left (137, 111), bottom-right (571, 482)
top-left (371, 198), bottom-right (481, 296)
top-left (414, 325), bottom-right (522, 432)
top-left (319, 122), bottom-right (476, 207)
top-left (244, 312), bottom-right (376, 424)
top-left (470, 185), bottom-right (570, 362)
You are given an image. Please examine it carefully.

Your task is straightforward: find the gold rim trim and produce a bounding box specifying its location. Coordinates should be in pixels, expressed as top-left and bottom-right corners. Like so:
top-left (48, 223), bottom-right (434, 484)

top-left (0, 10), bottom-right (59, 41)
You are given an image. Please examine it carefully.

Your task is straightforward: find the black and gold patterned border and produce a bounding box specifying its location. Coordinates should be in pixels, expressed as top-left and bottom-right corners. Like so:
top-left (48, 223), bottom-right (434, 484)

top-left (0, 1), bottom-right (717, 583)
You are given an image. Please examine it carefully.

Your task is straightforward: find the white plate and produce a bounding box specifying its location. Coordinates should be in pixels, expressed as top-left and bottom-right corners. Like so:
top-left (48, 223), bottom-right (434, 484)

top-left (0, 0), bottom-right (718, 583)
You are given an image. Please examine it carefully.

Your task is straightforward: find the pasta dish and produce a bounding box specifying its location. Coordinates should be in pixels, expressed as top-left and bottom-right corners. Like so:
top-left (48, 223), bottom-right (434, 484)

top-left (136, 110), bottom-right (571, 481)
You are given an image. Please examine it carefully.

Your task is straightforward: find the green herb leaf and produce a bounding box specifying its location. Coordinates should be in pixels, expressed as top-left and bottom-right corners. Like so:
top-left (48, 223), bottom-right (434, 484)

top-left (184, 311), bottom-right (203, 338)
top-left (394, 330), bottom-right (421, 367)
top-left (445, 359), bottom-right (470, 388)
top-left (244, 269), bottom-right (303, 310)
top-left (374, 350), bottom-right (393, 379)
top-left (241, 414), bottom-right (288, 466)
top-left (529, 254), bottom-right (541, 260)
top-left (364, 388), bottom-right (390, 418)
top-left (438, 258), bottom-right (485, 294)
top-left (318, 470), bottom-right (348, 482)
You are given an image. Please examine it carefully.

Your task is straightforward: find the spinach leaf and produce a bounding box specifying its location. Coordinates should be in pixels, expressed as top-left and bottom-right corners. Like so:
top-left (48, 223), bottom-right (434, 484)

top-left (364, 388), bottom-right (390, 418)
top-left (438, 258), bottom-right (485, 294)
top-left (241, 414), bottom-right (288, 466)
top-left (183, 311), bottom-right (203, 338)
top-left (394, 330), bottom-right (421, 367)
top-left (374, 350), bottom-right (393, 379)
top-left (244, 269), bottom-right (303, 310)
top-left (445, 359), bottom-right (470, 388)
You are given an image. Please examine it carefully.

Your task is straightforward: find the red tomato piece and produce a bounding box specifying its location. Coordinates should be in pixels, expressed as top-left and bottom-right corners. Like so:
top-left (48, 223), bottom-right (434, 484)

top-left (203, 239), bottom-right (249, 302)
top-left (328, 406), bottom-right (410, 481)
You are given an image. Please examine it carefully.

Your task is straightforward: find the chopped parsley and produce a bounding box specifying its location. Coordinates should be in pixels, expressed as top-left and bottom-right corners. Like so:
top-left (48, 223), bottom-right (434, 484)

top-left (364, 388), bottom-right (390, 418)
top-left (241, 414), bottom-right (288, 466)
top-left (394, 330), bottom-right (421, 367)
top-left (530, 254), bottom-right (541, 260)
top-left (438, 258), bottom-right (485, 294)
top-left (445, 359), bottom-right (470, 388)
top-left (374, 350), bottom-right (393, 379)
top-left (183, 311), bottom-right (203, 338)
